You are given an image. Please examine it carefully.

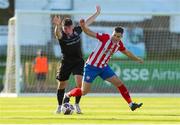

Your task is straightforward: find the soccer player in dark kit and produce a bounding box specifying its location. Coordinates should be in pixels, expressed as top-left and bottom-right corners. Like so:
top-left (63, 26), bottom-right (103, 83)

top-left (53, 6), bottom-right (101, 114)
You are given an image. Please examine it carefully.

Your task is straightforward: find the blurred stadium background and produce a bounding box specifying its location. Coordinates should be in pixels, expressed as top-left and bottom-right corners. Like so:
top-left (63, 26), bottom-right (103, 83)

top-left (1, 0), bottom-right (180, 124)
top-left (0, 0), bottom-right (180, 95)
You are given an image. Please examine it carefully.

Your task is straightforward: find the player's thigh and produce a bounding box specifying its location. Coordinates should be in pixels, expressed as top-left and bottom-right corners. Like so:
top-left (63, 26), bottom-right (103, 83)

top-left (81, 81), bottom-right (91, 95)
top-left (106, 75), bottom-right (123, 87)
top-left (74, 75), bottom-right (83, 88)
top-left (72, 60), bottom-right (84, 88)
top-left (81, 65), bottom-right (100, 95)
top-left (82, 64), bottom-right (99, 83)
top-left (99, 65), bottom-right (116, 81)
top-left (56, 61), bottom-right (72, 82)
top-left (72, 59), bottom-right (84, 76)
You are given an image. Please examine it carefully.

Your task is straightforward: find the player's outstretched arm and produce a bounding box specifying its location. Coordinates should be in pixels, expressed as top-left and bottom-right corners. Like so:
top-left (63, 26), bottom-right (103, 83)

top-left (80, 19), bottom-right (96, 38)
top-left (53, 16), bottom-right (62, 39)
top-left (121, 49), bottom-right (144, 64)
top-left (85, 5), bottom-right (101, 26)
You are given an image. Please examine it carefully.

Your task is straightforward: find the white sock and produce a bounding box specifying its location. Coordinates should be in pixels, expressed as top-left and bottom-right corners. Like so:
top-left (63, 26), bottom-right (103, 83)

top-left (129, 102), bottom-right (133, 107)
top-left (65, 93), bottom-right (70, 98)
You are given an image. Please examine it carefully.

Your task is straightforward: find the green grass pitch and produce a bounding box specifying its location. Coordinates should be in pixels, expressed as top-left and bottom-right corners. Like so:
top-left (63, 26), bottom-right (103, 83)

top-left (0, 96), bottom-right (180, 124)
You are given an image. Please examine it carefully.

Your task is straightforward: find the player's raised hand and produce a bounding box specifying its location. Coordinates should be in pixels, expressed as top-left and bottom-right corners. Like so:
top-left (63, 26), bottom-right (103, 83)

top-left (96, 5), bottom-right (101, 15)
top-left (53, 16), bottom-right (61, 25)
top-left (80, 19), bottom-right (85, 27)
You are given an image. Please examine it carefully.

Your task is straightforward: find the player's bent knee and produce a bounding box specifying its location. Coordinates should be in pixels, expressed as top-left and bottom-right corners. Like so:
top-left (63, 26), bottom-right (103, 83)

top-left (58, 81), bottom-right (67, 89)
top-left (76, 83), bottom-right (82, 88)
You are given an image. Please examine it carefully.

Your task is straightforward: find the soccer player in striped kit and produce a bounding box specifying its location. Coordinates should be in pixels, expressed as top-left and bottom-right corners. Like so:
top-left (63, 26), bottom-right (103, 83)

top-left (64, 19), bottom-right (143, 111)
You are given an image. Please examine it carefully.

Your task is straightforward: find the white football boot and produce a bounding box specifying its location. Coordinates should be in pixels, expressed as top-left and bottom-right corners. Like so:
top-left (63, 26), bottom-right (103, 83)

top-left (55, 105), bottom-right (62, 114)
top-left (74, 104), bottom-right (82, 114)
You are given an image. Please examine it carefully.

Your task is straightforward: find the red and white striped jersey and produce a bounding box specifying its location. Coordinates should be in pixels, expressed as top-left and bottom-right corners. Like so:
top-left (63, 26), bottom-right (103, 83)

top-left (86, 33), bottom-right (126, 68)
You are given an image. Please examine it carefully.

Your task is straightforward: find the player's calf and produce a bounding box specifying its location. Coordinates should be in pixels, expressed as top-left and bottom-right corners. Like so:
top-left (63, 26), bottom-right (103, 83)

top-left (63, 94), bottom-right (70, 103)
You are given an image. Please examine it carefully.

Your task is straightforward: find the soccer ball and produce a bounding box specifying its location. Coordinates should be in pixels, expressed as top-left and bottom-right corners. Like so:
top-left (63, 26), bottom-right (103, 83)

top-left (62, 103), bottom-right (74, 115)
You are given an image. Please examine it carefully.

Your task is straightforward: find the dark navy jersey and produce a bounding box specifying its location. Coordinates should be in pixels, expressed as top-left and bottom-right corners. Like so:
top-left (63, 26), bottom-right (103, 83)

top-left (58, 26), bottom-right (83, 62)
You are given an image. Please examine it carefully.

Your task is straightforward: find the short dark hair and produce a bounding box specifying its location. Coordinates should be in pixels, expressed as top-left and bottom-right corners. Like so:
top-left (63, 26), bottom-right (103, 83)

top-left (62, 18), bottom-right (73, 26)
top-left (114, 26), bottom-right (124, 34)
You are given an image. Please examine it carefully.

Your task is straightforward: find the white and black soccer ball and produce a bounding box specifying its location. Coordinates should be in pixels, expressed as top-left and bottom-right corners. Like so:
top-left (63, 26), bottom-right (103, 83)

top-left (62, 103), bottom-right (74, 115)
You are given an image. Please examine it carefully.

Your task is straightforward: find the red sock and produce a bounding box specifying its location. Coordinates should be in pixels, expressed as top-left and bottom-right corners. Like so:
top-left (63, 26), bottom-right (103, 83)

top-left (117, 84), bottom-right (132, 104)
top-left (69, 88), bottom-right (82, 97)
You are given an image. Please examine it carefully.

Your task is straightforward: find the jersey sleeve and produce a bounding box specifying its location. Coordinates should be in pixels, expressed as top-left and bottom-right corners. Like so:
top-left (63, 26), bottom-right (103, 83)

top-left (96, 33), bottom-right (110, 42)
top-left (74, 26), bottom-right (82, 34)
top-left (118, 41), bottom-right (126, 51)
